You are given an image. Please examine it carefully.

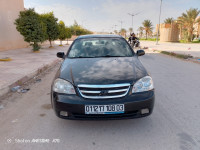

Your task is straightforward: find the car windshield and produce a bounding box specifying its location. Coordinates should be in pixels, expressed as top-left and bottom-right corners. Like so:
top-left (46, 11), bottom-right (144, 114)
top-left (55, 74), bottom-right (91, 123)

top-left (67, 38), bottom-right (134, 58)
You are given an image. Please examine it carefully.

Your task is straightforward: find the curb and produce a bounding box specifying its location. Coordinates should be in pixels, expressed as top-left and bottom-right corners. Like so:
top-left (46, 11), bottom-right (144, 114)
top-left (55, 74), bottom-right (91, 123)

top-left (0, 59), bottom-right (61, 98)
top-left (148, 49), bottom-right (200, 64)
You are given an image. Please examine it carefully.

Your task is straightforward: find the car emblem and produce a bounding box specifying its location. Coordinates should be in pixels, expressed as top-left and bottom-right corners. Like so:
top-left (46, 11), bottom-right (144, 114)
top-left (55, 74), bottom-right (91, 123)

top-left (99, 90), bottom-right (109, 96)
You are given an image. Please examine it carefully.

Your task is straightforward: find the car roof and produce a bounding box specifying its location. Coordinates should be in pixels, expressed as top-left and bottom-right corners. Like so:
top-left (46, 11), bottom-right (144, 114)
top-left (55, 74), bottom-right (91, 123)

top-left (76, 34), bottom-right (122, 39)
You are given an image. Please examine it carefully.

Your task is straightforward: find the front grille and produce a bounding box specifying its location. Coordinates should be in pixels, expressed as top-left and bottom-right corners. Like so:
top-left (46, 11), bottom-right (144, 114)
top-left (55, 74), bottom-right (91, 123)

top-left (77, 83), bottom-right (130, 99)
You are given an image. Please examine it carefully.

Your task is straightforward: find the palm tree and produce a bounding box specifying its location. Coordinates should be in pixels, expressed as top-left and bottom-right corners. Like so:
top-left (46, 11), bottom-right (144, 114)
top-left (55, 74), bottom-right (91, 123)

top-left (129, 27), bottom-right (133, 34)
top-left (142, 20), bottom-right (153, 39)
top-left (164, 17), bottom-right (174, 24)
top-left (177, 8), bottom-right (200, 42)
top-left (137, 26), bottom-right (144, 38)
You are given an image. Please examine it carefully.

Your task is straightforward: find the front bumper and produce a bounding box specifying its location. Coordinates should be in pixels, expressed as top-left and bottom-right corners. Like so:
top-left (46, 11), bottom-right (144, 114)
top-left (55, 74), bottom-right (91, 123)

top-left (51, 90), bottom-right (155, 120)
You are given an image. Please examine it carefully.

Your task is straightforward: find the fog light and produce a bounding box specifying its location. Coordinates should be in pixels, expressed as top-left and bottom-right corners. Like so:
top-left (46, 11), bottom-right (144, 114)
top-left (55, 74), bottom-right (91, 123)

top-left (60, 111), bottom-right (68, 117)
top-left (141, 108), bottom-right (149, 114)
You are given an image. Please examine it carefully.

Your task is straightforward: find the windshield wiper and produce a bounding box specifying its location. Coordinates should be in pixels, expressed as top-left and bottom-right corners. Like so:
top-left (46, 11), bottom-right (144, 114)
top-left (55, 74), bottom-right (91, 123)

top-left (69, 55), bottom-right (130, 58)
top-left (98, 55), bottom-right (125, 57)
top-left (70, 56), bottom-right (95, 58)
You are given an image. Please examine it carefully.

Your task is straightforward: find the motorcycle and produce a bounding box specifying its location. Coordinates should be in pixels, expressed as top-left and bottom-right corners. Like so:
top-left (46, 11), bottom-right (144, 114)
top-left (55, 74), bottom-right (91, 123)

top-left (130, 39), bottom-right (140, 49)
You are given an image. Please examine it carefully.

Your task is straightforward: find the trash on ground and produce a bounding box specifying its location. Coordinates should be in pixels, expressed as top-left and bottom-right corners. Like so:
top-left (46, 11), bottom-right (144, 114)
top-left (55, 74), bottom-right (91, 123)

top-left (187, 55), bottom-right (193, 58)
top-left (197, 59), bottom-right (200, 61)
top-left (0, 57), bottom-right (12, 61)
top-left (11, 86), bottom-right (21, 92)
top-left (11, 86), bottom-right (30, 93)
top-left (11, 119), bottom-right (18, 123)
top-left (0, 105), bottom-right (4, 110)
top-left (21, 88), bottom-right (30, 93)
top-left (35, 79), bottom-right (41, 82)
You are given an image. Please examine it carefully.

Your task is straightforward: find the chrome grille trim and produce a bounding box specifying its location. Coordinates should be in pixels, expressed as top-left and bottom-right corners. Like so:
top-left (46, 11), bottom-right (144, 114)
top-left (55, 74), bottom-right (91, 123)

top-left (78, 83), bottom-right (130, 99)
top-left (78, 83), bottom-right (130, 88)
top-left (108, 89), bottom-right (128, 93)
top-left (80, 90), bottom-right (101, 94)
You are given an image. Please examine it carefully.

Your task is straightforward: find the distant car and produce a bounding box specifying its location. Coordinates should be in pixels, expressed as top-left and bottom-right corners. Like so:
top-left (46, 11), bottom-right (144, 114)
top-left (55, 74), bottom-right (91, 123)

top-left (51, 34), bottom-right (155, 120)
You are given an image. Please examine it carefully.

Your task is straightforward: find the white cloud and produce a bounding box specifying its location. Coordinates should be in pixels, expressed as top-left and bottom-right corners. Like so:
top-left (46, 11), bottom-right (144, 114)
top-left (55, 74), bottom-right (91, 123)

top-left (24, 0), bottom-right (200, 33)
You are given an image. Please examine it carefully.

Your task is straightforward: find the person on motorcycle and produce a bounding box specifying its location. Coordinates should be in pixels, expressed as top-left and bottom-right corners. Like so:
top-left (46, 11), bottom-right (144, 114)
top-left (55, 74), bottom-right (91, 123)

top-left (131, 33), bottom-right (139, 47)
top-left (128, 33), bottom-right (132, 44)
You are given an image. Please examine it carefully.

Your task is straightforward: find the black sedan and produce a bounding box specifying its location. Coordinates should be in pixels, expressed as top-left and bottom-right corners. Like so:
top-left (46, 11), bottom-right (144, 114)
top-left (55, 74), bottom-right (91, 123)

top-left (51, 34), bottom-right (155, 120)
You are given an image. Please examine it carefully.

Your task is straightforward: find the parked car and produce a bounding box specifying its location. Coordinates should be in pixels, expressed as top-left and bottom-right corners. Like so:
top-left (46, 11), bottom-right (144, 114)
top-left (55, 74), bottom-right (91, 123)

top-left (51, 34), bottom-right (155, 120)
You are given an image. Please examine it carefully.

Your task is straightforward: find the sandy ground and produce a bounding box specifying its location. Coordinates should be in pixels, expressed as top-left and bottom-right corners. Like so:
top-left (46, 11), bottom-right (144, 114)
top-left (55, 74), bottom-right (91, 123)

top-left (140, 41), bottom-right (200, 58)
top-left (0, 44), bottom-right (70, 96)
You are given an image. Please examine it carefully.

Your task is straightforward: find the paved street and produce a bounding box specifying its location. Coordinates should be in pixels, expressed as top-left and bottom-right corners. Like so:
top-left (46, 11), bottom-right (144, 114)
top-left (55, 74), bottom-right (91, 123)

top-left (0, 52), bottom-right (200, 150)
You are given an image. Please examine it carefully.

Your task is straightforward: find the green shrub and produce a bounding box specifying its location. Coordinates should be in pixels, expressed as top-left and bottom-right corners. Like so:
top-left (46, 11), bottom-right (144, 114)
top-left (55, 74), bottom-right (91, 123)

top-left (15, 8), bottom-right (47, 51)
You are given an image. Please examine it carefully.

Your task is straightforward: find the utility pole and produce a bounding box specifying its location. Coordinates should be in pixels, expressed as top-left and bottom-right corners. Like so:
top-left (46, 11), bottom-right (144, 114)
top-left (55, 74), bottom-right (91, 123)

top-left (114, 25), bottom-right (117, 30)
top-left (128, 12), bottom-right (140, 32)
top-left (156, 0), bottom-right (163, 45)
top-left (113, 25), bottom-right (117, 34)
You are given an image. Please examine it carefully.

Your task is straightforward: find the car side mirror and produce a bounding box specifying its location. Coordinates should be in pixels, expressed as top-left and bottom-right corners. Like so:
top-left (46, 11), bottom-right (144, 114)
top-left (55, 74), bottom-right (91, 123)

top-left (137, 50), bottom-right (145, 56)
top-left (57, 52), bottom-right (65, 59)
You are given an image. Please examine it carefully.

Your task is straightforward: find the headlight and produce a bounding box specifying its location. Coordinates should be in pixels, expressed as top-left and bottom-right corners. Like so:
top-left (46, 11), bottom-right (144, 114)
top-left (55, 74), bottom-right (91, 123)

top-left (53, 78), bottom-right (75, 94)
top-left (132, 76), bottom-right (154, 93)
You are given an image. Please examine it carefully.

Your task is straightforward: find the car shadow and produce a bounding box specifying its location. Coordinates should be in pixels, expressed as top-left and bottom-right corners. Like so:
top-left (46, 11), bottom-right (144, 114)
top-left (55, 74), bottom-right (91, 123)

top-left (56, 116), bottom-right (154, 135)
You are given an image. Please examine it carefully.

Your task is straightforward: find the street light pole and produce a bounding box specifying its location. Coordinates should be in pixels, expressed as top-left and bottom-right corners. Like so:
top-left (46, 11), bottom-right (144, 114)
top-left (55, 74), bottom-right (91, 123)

top-left (128, 12), bottom-right (140, 33)
top-left (119, 21), bottom-right (124, 30)
top-left (156, 0), bottom-right (163, 45)
top-left (119, 21), bottom-right (124, 35)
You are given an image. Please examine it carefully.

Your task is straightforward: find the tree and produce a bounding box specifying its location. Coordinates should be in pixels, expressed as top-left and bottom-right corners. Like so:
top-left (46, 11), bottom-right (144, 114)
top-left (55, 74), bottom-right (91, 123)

top-left (164, 17), bottom-right (174, 24)
top-left (177, 8), bottom-right (200, 42)
top-left (70, 20), bottom-right (92, 36)
top-left (137, 26), bottom-right (144, 38)
top-left (58, 21), bottom-right (67, 46)
top-left (15, 8), bottom-right (47, 51)
top-left (65, 27), bottom-right (72, 45)
top-left (142, 20), bottom-right (153, 39)
top-left (41, 12), bottom-right (59, 47)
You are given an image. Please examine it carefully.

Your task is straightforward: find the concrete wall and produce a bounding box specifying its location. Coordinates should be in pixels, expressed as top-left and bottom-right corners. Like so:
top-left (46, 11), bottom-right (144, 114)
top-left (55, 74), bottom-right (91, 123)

top-left (160, 23), bottom-right (179, 42)
top-left (0, 0), bottom-right (28, 51)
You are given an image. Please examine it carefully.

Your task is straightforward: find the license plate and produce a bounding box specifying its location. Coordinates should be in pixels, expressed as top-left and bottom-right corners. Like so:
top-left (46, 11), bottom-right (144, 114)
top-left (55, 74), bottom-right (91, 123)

top-left (85, 104), bottom-right (124, 114)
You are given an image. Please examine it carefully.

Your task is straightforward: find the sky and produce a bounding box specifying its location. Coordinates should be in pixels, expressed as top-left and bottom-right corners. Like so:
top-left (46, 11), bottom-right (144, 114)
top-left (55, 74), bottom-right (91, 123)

top-left (24, 0), bottom-right (200, 33)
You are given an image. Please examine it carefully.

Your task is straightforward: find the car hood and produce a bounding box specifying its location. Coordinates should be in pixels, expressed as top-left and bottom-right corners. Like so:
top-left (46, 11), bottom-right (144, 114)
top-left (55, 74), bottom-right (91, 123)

top-left (59, 57), bottom-right (148, 85)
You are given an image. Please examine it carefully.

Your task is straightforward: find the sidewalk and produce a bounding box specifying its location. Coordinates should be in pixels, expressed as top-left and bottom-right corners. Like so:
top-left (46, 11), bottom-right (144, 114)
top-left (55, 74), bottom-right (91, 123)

top-left (140, 41), bottom-right (200, 58)
top-left (0, 42), bottom-right (70, 97)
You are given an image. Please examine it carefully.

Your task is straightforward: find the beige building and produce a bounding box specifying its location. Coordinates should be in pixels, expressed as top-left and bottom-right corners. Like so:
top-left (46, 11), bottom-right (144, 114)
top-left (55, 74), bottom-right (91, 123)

top-left (0, 0), bottom-right (28, 51)
top-left (194, 16), bottom-right (200, 37)
top-left (157, 23), bottom-right (179, 42)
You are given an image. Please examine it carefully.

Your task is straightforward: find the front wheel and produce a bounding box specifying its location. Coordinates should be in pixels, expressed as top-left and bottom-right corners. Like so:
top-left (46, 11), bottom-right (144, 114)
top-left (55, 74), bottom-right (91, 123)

top-left (131, 42), bottom-right (135, 49)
